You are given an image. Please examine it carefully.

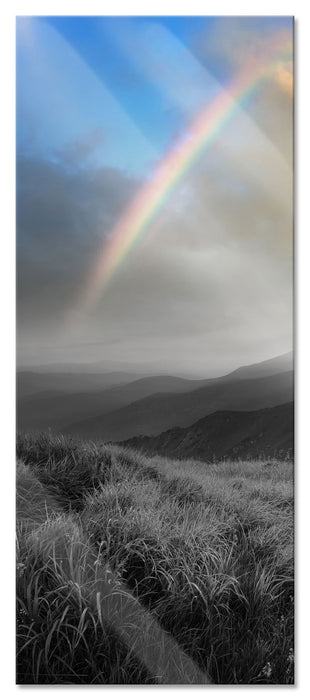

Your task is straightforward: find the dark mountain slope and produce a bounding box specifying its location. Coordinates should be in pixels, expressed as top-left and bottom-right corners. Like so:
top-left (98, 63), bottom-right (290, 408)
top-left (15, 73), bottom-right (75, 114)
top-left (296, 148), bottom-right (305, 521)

top-left (65, 369), bottom-right (293, 442)
top-left (17, 375), bottom-right (209, 434)
top-left (121, 403), bottom-right (294, 461)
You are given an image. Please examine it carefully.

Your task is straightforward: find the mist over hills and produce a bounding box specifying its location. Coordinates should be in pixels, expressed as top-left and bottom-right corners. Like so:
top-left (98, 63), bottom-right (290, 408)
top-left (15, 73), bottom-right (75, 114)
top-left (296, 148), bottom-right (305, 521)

top-left (17, 370), bottom-right (144, 399)
top-left (64, 355), bottom-right (293, 442)
top-left (17, 352), bottom-right (293, 451)
top-left (17, 374), bottom-right (208, 433)
top-left (121, 402), bottom-right (294, 462)
top-left (220, 351), bottom-right (292, 382)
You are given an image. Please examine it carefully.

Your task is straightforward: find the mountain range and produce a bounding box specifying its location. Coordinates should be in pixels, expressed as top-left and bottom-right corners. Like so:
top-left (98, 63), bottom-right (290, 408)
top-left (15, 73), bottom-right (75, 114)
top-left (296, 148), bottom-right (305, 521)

top-left (17, 352), bottom-right (293, 454)
top-left (121, 402), bottom-right (294, 462)
top-left (64, 357), bottom-right (293, 442)
top-left (17, 374), bottom-right (209, 433)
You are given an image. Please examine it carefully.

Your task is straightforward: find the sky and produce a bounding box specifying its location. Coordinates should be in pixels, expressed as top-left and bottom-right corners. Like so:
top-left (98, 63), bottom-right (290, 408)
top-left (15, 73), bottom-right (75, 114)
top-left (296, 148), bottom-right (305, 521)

top-left (16, 15), bottom-right (293, 376)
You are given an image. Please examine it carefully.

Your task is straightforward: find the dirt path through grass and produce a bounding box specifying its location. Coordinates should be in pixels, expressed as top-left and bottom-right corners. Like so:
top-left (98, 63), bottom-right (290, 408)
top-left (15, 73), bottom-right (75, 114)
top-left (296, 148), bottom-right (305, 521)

top-left (17, 461), bottom-right (211, 684)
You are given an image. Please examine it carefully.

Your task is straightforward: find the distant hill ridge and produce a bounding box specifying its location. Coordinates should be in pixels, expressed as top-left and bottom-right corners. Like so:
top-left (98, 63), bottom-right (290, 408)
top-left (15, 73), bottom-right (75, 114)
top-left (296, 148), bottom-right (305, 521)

top-left (222, 351), bottom-right (293, 381)
top-left (65, 368), bottom-right (293, 442)
top-left (121, 403), bottom-right (294, 462)
top-left (17, 374), bottom-right (210, 433)
top-left (17, 351), bottom-right (293, 442)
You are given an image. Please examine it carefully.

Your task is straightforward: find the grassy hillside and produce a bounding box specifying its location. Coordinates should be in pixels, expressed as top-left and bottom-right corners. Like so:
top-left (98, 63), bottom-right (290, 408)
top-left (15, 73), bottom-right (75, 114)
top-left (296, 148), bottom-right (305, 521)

top-left (122, 403), bottom-right (294, 462)
top-left (16, 433), bottom-right (294, 684)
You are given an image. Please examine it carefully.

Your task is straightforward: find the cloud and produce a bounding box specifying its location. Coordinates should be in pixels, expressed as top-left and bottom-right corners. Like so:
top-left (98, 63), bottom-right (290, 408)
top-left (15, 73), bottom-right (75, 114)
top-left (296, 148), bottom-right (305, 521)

top-left (193, 17), bottom-right (293, 165)
top-left (195, 17), bottom-right (292, 73)
top-left (16, 111), bottom-right (293, 373)
top-left (17, 155), bottom-right (141, 332)
top-left (16, 17), bottom-right (293, 374)
top-left (77, 115), bottom-right (292, 373)
top-left (54, 128), bottom-right (106, 168)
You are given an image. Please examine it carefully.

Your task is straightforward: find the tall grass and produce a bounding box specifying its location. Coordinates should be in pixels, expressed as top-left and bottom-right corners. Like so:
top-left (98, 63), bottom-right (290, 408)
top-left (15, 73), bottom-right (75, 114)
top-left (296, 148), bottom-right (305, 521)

top-left (16, 527), bottom-right (154, 684)
top-left (17, 433), bottom-right (294, 684)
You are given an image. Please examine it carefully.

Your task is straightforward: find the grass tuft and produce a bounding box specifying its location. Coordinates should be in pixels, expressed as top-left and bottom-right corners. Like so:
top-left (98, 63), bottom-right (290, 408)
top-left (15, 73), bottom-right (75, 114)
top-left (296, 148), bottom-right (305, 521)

top-left (17, 433), bottom-right (294, 684)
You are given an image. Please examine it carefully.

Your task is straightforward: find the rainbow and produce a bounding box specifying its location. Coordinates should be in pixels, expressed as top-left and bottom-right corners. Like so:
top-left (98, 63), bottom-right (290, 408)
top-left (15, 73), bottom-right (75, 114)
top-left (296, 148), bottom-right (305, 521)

top-left (78, 35), bottom-right (292, 314)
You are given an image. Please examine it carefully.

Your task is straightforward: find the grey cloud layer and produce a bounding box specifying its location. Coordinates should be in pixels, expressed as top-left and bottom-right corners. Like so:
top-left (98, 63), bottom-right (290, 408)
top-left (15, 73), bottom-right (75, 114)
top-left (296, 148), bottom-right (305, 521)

top-left (193, 17), bottom-right (293, 166)
top-left (17, 106), bottom-right (293, 374)
top-left (17, 156), bottom-right (140, 330)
